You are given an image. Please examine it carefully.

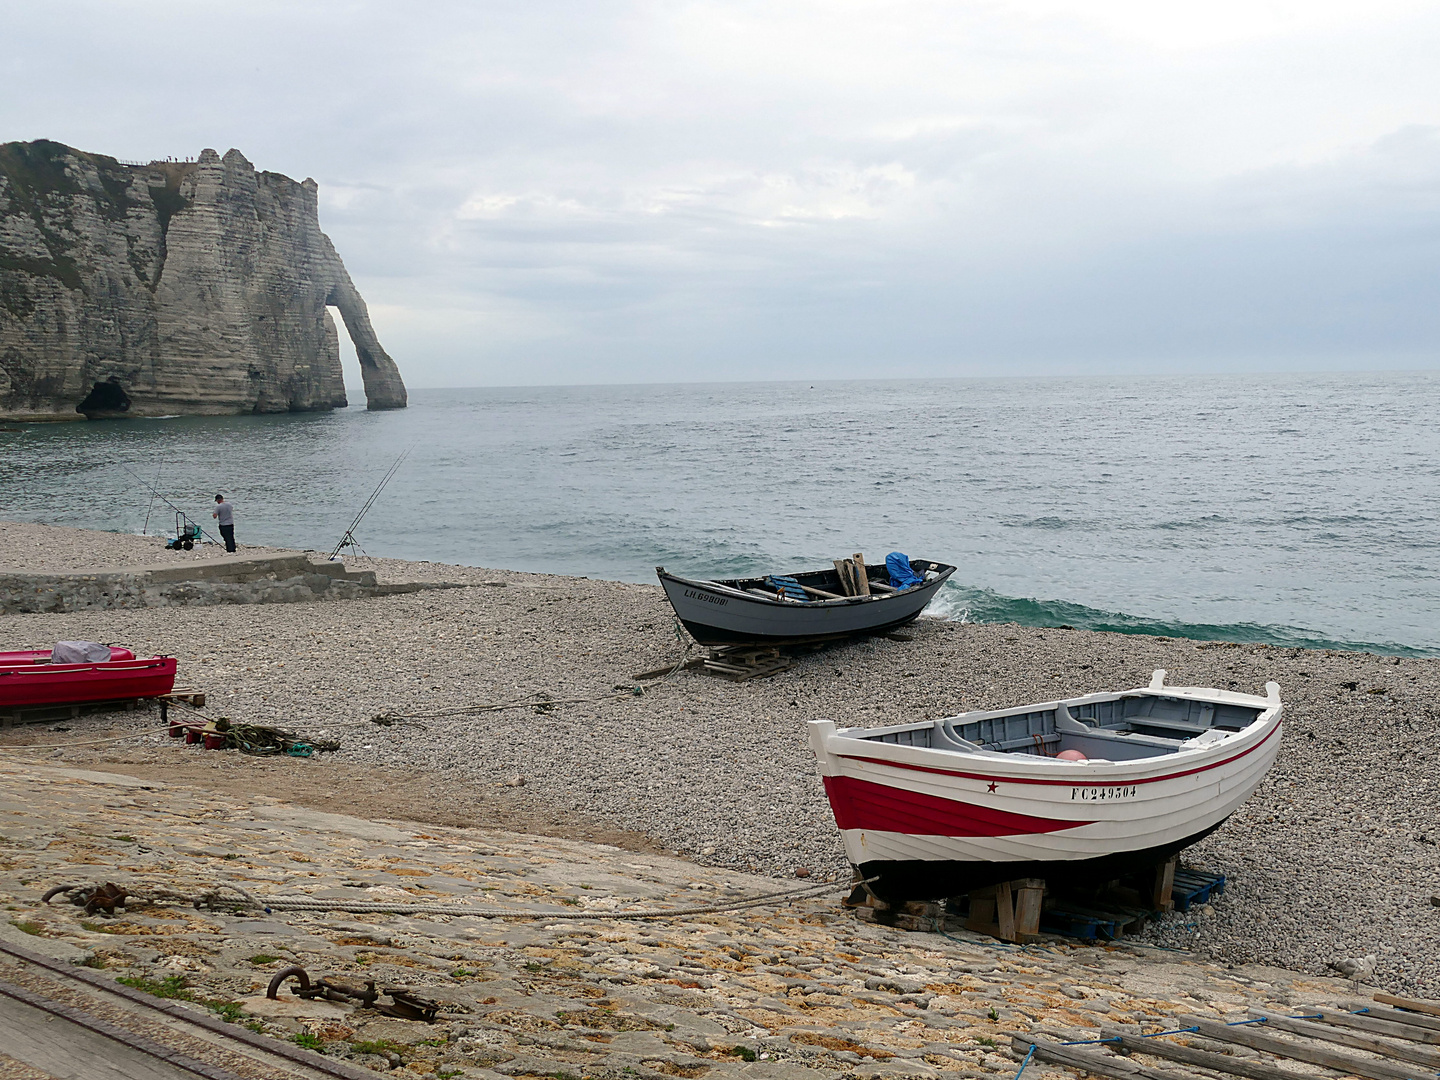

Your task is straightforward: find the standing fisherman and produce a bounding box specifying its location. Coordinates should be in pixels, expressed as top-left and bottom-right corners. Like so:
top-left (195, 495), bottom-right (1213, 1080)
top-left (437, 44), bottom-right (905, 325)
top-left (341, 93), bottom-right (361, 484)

top-left (213, 494), bottom-right (237, 553)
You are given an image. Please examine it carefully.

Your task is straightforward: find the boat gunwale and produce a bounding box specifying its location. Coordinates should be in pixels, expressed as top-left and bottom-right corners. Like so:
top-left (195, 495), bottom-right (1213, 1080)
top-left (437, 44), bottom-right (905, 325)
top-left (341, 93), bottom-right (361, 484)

top-left (657, 561), bottom-right (956, 608)
top-left (811, 681), bottom-right (1284, 781)
top-left (826, 686), bottom-right (1278, 742)
top-left (0, 657), bottom-right (175, 677)
top-left (823, 718), bottom-right (1283, 788)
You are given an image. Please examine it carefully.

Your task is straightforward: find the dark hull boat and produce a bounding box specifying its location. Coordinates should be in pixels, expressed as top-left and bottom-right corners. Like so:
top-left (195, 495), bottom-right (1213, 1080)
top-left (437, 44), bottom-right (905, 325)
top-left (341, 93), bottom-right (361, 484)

top-left (656, 558), bottom-right (955, 646)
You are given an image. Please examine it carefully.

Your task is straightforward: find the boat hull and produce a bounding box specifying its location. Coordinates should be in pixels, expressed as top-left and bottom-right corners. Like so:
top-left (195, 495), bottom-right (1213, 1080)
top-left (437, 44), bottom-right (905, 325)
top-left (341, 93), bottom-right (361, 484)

top-left (809, 680), bottom-right (1283, 900)
top-left (657, 562), bottom-right (954, 646)
top-left (0, 656), bottom-right (178, 709)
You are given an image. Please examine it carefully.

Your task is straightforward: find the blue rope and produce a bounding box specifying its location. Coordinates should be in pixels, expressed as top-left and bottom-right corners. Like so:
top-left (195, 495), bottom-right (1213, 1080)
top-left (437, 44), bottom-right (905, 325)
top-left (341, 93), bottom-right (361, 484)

top-left (1013, 1044), bottom-right (1036, 1080)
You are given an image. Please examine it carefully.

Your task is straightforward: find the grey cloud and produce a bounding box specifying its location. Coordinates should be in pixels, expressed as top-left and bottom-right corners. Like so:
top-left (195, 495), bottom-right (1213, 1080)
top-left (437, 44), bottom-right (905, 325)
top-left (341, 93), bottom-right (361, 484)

top-left (4, 0), bottom-right (1439, 383)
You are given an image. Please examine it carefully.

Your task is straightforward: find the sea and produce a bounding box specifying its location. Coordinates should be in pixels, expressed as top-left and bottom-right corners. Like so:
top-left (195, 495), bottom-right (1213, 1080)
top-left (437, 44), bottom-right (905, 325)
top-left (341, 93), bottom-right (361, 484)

top-left (2, 370), bottom-right (1437, 656)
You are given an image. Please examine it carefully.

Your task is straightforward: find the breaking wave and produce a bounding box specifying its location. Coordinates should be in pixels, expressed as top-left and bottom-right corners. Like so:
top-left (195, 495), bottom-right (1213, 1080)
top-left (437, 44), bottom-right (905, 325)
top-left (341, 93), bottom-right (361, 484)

top-left (926, 582), bottom-right (1438, 658)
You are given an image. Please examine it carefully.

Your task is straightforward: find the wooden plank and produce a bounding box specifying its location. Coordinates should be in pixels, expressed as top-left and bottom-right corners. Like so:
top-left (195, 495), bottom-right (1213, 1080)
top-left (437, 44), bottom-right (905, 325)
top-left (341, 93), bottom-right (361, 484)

top-left (0, 978), bottom-right (242, 1080)
top-left (1009, 1035), bottom-right (1202, 1080)
top-left (868, 581), bottom-right (898, 594)
top-left (1375, 995), bottom-right (1440, 1021)
top-left (1309, 1007), bottom-right (1440, 1046)
top-left (851, 553), bottom-right (871, 596)
top-left (1098, 1027), bottom-right (1308, 1080)
top-left (1359, 1006), bottom-right (1440, 1035)
top-left (797, 583), bottom-right (845, 600)
top-left (833, 559), bottom-right (855, 596)
top-left (1247, 1011), bottom-right (1440, 1070)
top-left (1182, 1015), bottom-right (1420, 1080)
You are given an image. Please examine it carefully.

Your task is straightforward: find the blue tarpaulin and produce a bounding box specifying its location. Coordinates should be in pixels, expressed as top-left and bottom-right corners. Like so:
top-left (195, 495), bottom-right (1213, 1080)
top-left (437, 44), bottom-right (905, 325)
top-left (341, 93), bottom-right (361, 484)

top-left (766, 575), bottom-right (810, 601)
top-left (886, 552), bottom-right (924, 590)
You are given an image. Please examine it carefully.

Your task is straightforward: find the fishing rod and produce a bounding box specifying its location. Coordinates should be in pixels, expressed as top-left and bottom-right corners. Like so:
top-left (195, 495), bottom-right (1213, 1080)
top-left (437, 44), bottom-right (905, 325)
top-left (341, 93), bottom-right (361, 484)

top-left (119, 463), bottom-right (222, 546)
top-left (141, 464), bottom-right (160, 535)
top-left (329, 444), bottom-right (414, 561)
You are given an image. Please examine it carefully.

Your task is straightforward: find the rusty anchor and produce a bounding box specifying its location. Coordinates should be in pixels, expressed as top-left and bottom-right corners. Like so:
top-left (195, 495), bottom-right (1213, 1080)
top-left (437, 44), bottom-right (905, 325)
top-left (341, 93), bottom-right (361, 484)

top-left (267, 966), bottom-right (439, 1021)
top-left (40, 882), bottom-right (129, 915)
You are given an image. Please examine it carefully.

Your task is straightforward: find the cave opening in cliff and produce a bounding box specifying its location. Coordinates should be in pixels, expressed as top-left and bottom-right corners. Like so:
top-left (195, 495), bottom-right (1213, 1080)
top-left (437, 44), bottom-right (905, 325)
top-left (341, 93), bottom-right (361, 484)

top-left (76, 378), bottom-right (131, 417)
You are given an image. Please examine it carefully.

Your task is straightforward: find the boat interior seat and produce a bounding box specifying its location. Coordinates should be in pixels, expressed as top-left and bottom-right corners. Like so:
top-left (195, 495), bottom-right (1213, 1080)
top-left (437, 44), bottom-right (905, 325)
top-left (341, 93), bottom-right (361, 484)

top-left (1053, 704), bottom-right (1185, 755)
top-left (981, 732), bottom-right (1062, 754)
top-left (1125, 718), bottom-right (1216, 736)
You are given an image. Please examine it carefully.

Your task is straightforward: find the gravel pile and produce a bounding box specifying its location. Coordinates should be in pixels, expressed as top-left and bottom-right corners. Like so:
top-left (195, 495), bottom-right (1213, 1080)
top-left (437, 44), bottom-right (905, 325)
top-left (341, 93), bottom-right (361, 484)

top-left (2, 520), bottom-right (1437, 997)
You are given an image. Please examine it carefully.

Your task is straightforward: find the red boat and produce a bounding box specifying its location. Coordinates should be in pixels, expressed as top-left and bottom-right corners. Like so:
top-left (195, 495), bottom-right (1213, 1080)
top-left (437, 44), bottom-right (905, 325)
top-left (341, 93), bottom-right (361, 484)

top-left (0, 647), bottom-right (178, 709)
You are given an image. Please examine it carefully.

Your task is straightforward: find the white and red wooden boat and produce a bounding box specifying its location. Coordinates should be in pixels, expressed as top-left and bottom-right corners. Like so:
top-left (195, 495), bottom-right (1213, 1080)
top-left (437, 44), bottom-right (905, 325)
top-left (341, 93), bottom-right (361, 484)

top-left (808, 669), bottom-right (1282, 900)
top-left (0, 645), bottom-right (178, 710)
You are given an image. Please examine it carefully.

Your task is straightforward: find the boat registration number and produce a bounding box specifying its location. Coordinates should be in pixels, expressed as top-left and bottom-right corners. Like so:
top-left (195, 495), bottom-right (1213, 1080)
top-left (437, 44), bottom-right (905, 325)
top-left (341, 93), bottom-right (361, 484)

top-left (684, 589), bottom-right (729, 606)
top-left (1071, 785), bottom-right (1138, 801)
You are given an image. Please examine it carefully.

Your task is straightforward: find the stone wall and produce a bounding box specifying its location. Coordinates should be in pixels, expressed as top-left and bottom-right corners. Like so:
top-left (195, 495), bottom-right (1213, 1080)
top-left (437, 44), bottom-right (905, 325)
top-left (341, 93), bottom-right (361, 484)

top-left (0, 140), bottom-right (406, 419)
top-left (0, 553), bottom-right (442, 614)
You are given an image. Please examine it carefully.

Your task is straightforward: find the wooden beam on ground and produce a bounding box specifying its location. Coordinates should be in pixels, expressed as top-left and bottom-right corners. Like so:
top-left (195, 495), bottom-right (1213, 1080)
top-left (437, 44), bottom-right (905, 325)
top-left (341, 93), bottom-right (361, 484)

top-left (1098, 1027), bottom-right (1308, 1080)
top-left (1009, 1035), bottom-right (1200, 1080)
top-left (1307, 1007), bottom-right (1440, 1046)
top-left (1375, 995), bottom-right (1440, 1021)
top-left (1245, 1011), bottom-right (1440, 1071)
top-left (1359, 1006), bottom-right (1440, 1035)
top-left (1181, 1016), bottom-right (1419, 1080)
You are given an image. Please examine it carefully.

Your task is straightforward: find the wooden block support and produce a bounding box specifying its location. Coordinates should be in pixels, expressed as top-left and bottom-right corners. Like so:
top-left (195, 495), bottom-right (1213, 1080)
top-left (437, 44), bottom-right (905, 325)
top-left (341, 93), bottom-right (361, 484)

top-left (1151, 856), bottom-right (1176, 912)
top-left (1014, 880), bottom-right (1044, 935)
top-left (966, 878), bottom-right (1043, 943)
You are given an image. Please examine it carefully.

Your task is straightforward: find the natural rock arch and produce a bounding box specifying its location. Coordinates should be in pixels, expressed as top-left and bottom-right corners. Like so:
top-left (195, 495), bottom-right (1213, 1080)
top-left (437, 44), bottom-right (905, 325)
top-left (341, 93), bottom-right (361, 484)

top-left (0, 141), bottom-right (407, 419)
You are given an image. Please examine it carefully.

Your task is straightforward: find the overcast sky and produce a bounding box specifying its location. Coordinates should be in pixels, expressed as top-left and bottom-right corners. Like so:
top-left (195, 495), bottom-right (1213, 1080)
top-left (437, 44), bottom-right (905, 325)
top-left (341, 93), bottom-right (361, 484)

top-left (6, 1), bottom-right (1440, 387)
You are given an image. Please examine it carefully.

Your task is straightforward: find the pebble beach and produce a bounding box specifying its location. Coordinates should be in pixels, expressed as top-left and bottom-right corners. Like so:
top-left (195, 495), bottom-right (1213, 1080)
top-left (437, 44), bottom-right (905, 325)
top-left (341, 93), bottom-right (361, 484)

top-left (2, 520), bottom-right (1438, 1000)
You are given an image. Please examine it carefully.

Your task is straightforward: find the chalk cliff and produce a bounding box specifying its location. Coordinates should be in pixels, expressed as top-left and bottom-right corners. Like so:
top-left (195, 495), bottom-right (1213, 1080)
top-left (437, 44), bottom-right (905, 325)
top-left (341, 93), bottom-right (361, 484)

top-left (0, 140), bottom-right (406, 419)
